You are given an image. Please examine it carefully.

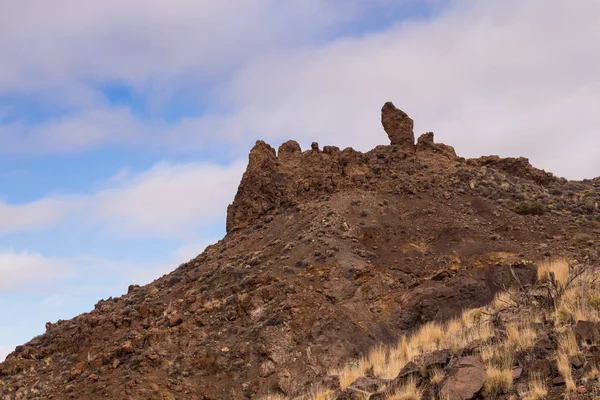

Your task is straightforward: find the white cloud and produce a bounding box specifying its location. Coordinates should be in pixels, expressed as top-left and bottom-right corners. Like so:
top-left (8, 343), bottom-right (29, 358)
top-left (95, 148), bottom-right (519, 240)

top-left (147, 0), bottom-right (600, 179)
top-left (0, 344), bottom-right (14, 362)
top-left (0, 161), bottom-right (244, 238)
top-left (0, 198), bottom-right (68, 235)
top-left (4, 1), bottom-right (598, 179)
top-left (0, 106), bottom-right (142, 154)
top-left (0, 250), bottom-right (71, 291)
top-left (0, 0), bottom-right (437, 153)
top-left (92, 161), bottom-right (245, 236)
top-left (0, 0), bottom-right (361, 92)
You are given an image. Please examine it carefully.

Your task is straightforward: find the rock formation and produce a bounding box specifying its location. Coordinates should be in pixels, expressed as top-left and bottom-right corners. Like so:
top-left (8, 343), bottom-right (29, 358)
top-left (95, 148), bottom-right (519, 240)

top-left (2, 102), bottom-right (600, 400)
top-left (381, 101), bottom-right (415, 149)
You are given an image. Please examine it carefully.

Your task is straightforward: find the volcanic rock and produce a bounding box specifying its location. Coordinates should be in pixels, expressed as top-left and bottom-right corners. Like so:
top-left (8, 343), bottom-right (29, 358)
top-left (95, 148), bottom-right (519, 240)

top-left (439, 356), bottom-right (486, 400)
top-left (381, 101), bottom-right (415, 149)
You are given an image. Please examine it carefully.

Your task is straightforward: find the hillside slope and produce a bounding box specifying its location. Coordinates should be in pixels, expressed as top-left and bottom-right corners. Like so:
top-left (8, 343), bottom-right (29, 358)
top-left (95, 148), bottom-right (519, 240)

top-left (1, 103), bottom-right (599, 399)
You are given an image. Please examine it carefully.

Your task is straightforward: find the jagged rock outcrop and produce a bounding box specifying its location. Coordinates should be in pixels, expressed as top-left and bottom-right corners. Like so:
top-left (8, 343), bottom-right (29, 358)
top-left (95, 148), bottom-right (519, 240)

top-left (416, 131), bottom-right (459, 160)
top-left (381, 101), bottom-right (415, 149)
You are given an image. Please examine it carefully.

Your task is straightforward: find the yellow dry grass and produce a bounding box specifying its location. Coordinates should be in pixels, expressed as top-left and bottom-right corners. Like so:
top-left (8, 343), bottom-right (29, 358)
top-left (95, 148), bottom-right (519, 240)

top-left (410, 322), bottom-right (443, 353)
top-left (307, 388), bottom-right (335, 400)
top-left (483, 365), bottom-right (513, 396)
top-left (479, 344), bottom-right (499, 365)
top-left (558, 330), bottom-right (579, 356)
top-left (556, 352), bottom-right (576, 392)
top-left (336, 358), bottom-right (369, 389)
top-left (387, 377), bottom-right (422, 400)
top-left (520, 375), bottom-right (548, 400)
top-left (505, 319), bottom-right (537, 351)
top-left (336, 306), bottom-right (496, 383)
top-left (483, 341), bottom-right (513, 396)
top-left (493, 288), bottom-right (518, 310)
top-left (553, 271), bottom-right (600, 324)
top-left (537, 259), bottom-right (570, 288)
top-left (369, 345), bottom-right (388, 377)
top-left (584, 363), bottom-right (599, 382)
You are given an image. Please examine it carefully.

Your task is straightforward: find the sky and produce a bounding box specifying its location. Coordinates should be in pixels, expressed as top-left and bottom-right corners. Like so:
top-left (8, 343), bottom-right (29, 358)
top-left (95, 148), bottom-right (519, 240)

top-left (1, 0), bottom-right (599, 362)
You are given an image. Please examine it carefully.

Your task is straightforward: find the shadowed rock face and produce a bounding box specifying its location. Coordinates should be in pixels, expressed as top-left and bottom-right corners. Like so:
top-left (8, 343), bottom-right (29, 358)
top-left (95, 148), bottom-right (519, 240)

top-left (381, 101), bottom-right (415, 149)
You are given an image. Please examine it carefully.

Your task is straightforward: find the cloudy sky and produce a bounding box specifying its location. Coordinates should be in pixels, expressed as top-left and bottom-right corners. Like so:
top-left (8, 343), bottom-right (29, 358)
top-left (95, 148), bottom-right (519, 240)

top-left (1, 0), bottom-right (599, 361)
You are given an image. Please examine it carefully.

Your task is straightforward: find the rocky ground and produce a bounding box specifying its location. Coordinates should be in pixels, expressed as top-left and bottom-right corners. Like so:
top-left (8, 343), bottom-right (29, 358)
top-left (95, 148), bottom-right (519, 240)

top-left (1, 103), bottom-right (600, 399)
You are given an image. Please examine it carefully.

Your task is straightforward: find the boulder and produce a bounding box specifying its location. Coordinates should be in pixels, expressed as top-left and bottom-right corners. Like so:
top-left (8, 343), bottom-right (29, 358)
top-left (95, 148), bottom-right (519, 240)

top-left (439, 356), bottom-right (486, 400)
top-left (575, 320), bottom-right (600, 345)
top-left (348, 376), bottom-right (389, 393)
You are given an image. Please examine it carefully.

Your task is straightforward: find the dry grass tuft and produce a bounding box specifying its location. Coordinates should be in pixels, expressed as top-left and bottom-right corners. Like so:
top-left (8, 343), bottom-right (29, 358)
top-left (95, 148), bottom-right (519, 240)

top-left (483, 365), bottom-right (513, 395)
top-left (479, 344), bottom-right (499, 365)
top-left (260, 395), bottom-right (286, 400)
top-left (429, 368), bottom-right (445, 384)
top-left (555, 329), bottom-right (579, 392)
top-left (537, 259), bottom-right (570, 289)
top-left (520, 375), bottom-right (548, 400)
top-left (557, 352), bottom-right (576, 392)
top-left (493, 288), bottom-right (518, 310)
top-left (584, 363), bottom-right (600, 382)
top-left (483, 345), bottom-right (513, 396)
top-left (410, 322), bottom-right (443, 353)
top-left (308, 388), bottom-right (335, 400)
top-left (506, 319), bottom-right (537, 351)
top-left (336, 358), bottom-right (369, 389)
top-left (387, 377), bottom-right (422, 400)
top-left (553, 271), bottom-right (600, 324)
top-left (368, 345), bottom-right (388, 377)
top-left (558, 330), bottom-right (579, 356)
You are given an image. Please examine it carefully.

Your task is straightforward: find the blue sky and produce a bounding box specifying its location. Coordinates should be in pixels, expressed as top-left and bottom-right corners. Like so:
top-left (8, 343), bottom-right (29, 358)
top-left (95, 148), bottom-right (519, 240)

top-left (1, 0), bottom-right (599, 361)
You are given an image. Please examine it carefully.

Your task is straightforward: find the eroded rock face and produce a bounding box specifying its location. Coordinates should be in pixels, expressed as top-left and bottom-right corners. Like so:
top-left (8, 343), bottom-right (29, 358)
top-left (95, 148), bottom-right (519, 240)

top-left (278, 140), bottom-right (302, 159)
top-left (381, 101), bottom-right (414, 149)
top-left (416, 132), bottom-right (458, 160)
top-left (226, 140), bottom-right (290, 233)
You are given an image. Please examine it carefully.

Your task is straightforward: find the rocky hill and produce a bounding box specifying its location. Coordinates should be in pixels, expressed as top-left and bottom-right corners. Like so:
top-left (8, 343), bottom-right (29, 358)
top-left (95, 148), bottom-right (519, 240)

top-left (1, 103), bottom-right (600, 400)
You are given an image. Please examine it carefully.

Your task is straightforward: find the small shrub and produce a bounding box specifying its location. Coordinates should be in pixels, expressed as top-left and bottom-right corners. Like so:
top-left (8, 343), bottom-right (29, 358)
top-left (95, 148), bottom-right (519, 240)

top-left (514, 202), bottom-right (546, 215)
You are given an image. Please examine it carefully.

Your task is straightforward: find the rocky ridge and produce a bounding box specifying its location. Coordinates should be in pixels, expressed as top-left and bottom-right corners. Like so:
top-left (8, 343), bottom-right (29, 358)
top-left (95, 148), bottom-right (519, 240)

top-left (1, 103), bottom-right (600, 399)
